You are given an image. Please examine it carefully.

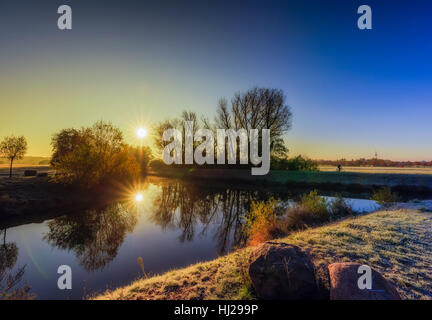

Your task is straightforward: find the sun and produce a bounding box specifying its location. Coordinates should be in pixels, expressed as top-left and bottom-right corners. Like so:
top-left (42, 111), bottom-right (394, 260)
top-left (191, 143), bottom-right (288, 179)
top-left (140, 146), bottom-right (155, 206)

top-left (136, 127), bottom-right (147, 139)
top-left (135, 193), bottom-right (143, 202)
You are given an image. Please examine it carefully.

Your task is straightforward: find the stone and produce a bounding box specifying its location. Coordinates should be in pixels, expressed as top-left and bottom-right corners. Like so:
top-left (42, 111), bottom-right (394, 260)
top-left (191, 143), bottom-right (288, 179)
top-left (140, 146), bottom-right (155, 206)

top-left (328, 262), bottom-right (401, 300)
top-left (248, 241), bottom-right (318, 299)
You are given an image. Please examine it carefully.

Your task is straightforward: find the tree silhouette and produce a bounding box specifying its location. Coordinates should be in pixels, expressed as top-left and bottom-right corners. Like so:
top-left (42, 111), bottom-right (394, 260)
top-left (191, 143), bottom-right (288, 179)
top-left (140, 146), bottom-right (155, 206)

top-left (0, 136), bottom-right (27, 178)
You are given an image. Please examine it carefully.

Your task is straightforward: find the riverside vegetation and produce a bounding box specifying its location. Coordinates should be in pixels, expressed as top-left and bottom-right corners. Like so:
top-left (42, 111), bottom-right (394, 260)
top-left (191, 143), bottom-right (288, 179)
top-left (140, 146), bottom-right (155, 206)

top-left (243, 191), bottom-right (354, 246)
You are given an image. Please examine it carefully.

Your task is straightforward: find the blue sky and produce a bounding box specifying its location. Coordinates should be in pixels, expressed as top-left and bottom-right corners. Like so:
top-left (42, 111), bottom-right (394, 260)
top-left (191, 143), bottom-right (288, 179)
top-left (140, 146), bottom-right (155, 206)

top-left (0, 0), bottom-right (431, 160)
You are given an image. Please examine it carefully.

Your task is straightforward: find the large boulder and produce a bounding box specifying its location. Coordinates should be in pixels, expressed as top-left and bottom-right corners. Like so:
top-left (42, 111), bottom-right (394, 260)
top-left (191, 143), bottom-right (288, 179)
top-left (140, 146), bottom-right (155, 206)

top-left (328, 262), bottom-right (401, 300)
top-left (248, 242), bottom-right (318, 299)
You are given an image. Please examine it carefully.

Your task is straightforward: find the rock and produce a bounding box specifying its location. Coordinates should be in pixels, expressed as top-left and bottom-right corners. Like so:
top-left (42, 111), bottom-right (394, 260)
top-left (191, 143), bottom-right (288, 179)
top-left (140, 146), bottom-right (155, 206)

top-left (24, 170), bottom-right (37, 176)
top-left (328, 262), bottom-right (401, 300)
top-left (248, 241), bottom-right (318, 299)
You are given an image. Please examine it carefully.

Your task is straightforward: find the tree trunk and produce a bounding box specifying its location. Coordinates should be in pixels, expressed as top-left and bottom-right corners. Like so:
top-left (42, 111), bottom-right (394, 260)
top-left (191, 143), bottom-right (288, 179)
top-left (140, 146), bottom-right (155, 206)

top-left (9, 158), bottom-right (13, 178)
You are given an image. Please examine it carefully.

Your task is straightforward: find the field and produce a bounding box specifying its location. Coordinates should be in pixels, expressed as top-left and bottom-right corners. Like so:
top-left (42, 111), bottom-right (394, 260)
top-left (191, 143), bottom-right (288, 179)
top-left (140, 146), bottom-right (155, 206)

top-left (319, 165), bottom-right (432, 175)
top-left (0, 156), bottom-right (50, 166)
top-left (149, 167), bottom-right (432, 199)
top-left (0, 164), bottom-right (51, 176)
top-left (94, 207), bottom-right (432, 300)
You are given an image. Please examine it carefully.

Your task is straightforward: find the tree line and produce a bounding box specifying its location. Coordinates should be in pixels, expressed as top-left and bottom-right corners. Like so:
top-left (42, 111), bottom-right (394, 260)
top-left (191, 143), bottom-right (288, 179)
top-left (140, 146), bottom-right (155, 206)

top-left (317, 158), bottom-right (432, 168)
top-left (1, 86), bottom-right (321, 186)
top-left (153, 87), bottom-right (292, 160)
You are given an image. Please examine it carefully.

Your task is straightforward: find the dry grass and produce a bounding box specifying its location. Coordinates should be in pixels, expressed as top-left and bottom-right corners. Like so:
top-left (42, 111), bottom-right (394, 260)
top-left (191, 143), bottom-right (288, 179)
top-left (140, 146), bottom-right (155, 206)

top-left (282, 209), bottom-right (432, 299)
top-left (93, 248), bottom-right (254, 300)
top-left (0, 165), bottom-right (51, 176)
top-left (94, 208), bottom-right (432, 300)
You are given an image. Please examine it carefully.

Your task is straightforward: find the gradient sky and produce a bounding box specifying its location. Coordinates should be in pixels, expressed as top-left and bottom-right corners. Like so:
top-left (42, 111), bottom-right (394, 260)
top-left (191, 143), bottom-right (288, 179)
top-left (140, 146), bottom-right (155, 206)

top-left (0, 0), bottom-right (431, 160)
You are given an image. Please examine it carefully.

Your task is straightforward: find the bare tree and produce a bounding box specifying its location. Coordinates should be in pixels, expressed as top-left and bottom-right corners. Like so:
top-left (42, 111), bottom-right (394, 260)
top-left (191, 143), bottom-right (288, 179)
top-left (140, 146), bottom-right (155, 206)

top-left (0, 136), bottom-right (27, 178)
top-left (152, 88), bottom-right (293, 161)
top-left (215, 98), bottom-right (232, 129)
top-left (152, 110), bottom-right (201, 156)
top-left (215, 87), bottom-right (292, 156)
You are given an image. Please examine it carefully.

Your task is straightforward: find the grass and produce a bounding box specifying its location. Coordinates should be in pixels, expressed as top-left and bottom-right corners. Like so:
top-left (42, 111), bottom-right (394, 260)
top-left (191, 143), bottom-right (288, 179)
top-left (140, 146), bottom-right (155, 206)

top-left (93, 248), bottom-right (254, 300)
top-left (149, 167), bottom-right (432, 199)
top-left (94, 208), bottom-right (432, 300)
top-left (0, 165), bottom-right (51, 176)
top-left (319, 165), bottom-right (432, 175)
top-left (285, 209), bottom-right (432, 299)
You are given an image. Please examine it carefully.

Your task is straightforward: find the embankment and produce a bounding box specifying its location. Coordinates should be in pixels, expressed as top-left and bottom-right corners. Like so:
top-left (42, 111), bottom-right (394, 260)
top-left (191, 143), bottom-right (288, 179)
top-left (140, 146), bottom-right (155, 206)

top-left (94, 208), bottom-right (432, 300)
top-left (0, 175), bottom-right (124, 229)
top-left (149, 168), bottom-right (432, 199)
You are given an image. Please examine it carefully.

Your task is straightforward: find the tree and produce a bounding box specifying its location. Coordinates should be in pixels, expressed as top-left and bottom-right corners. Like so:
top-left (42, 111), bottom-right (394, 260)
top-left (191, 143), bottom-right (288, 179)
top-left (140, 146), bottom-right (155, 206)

top-left (152, 87), bottom-right (293, 164)
top-left (152, 110), bottom-right (201, 156)
top-left (0, 136), bottom-right (27, 178)
top-left (216, 87), bottom-right (292, 156)
top-left (51, 121), bottom-right (141, 187)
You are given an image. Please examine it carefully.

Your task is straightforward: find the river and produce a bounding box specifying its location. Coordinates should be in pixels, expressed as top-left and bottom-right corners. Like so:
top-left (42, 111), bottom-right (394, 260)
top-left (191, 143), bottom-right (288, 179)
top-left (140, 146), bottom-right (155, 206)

top-left (0, 177), bottom-right (379, 299)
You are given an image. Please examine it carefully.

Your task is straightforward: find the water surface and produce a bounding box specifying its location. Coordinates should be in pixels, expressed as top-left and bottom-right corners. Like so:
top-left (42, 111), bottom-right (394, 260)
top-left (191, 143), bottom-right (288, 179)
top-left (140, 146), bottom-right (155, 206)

top-left (1, 177), bottom-right (378, 299)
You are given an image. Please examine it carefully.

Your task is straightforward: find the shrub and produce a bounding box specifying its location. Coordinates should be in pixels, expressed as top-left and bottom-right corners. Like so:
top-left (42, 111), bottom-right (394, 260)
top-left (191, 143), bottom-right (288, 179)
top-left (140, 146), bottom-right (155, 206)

top-left (329, 194), bottom-right (354, 219)
top-left (299, 190), bottom-right (329, 219)
top-left (271, 155), bottom-right (318, 171)
top-left (286, 190), bottom-right (330, 229)
top-left (243, 191), bottom-right (355, 245)
top-left (51, 121), bottom-right (141, 187)
top-left (243, 198), bottom-right (287, 246)
top-left (372, 187), bottom-right (398, 208)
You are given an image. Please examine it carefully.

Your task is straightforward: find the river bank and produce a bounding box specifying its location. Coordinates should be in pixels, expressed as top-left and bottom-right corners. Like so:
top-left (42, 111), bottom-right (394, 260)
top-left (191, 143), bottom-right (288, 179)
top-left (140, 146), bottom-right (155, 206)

top-left (94, 206), bottom-right (432, 300)
top-left (0, 167), bottom-right (126, 229)
top-left (149, 167), bottom-right (432, 199)
top-left (2, 165), bottom-right (432, 227)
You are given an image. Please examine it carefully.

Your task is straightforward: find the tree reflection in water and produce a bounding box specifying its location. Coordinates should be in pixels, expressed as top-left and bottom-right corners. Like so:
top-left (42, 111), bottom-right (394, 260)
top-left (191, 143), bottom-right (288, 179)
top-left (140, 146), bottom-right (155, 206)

top-left (44, 203), bottom-right (138, 272)
top-left (1, 228), bottom-right (30, 299)
top-left (0, 229), bottom-right (18, 272)
top-left (151, 181), bottom-right (284, 255)
top-left (43, 179), bottom-right (287, 272)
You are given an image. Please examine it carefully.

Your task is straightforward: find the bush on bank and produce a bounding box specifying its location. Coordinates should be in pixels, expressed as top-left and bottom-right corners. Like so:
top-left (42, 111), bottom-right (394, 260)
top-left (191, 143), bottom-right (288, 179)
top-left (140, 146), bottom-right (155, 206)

top-left (50, 121), bottom-right (152, 188)
top-left (244, 191), bottom-right (354, 245)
